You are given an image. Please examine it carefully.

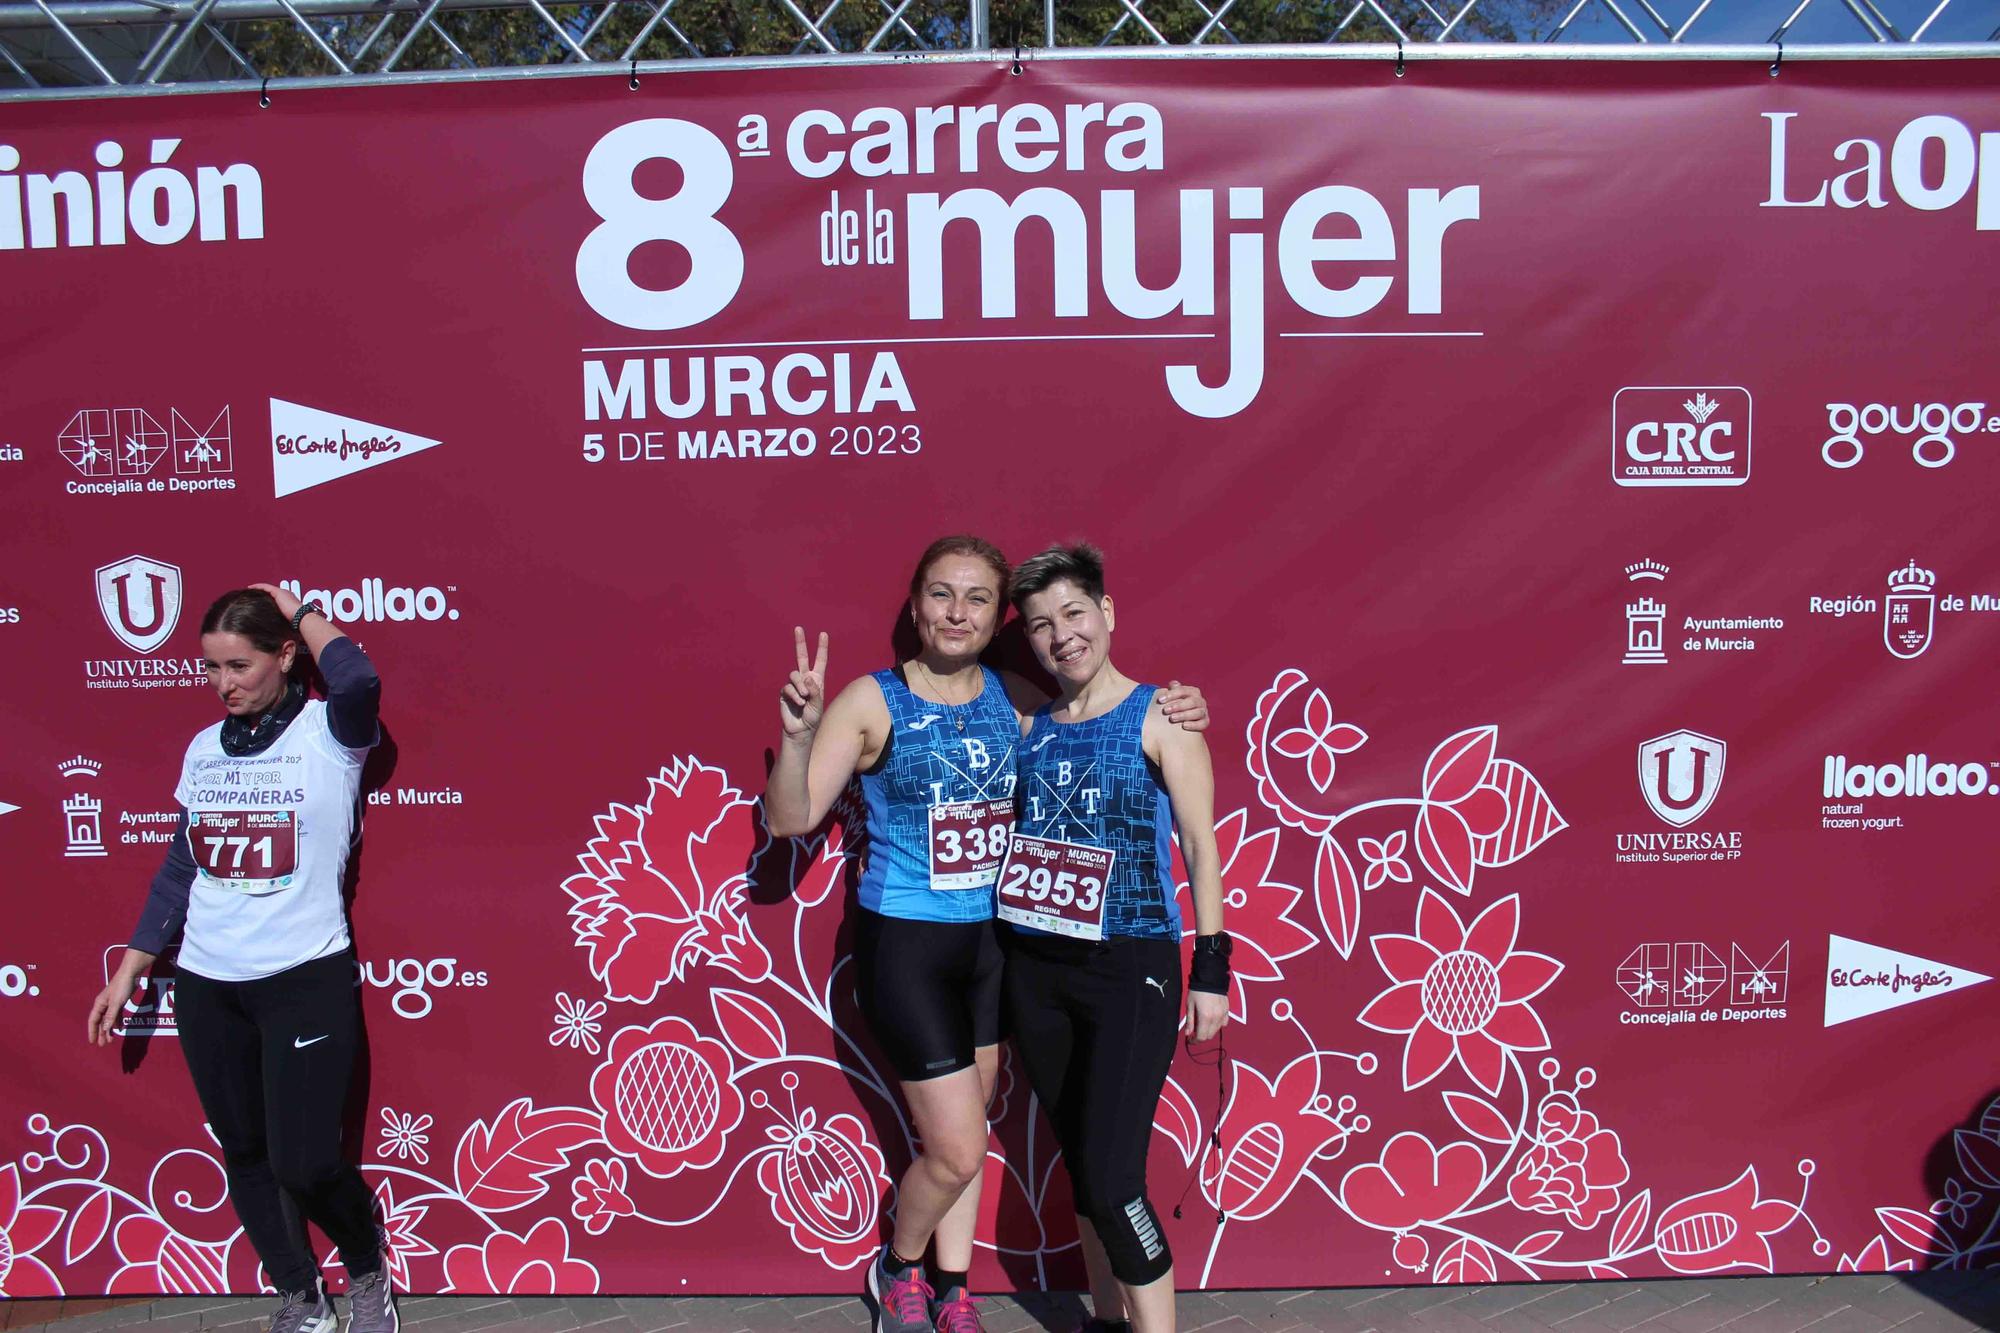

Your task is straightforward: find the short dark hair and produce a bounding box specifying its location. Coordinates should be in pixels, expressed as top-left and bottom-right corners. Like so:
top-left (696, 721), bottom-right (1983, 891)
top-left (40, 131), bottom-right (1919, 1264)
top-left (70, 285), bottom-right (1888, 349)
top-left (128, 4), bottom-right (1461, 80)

top-left (1011, 543), bottom-right (1105, 609)
top-left (199, 589), bottom-right (296, 654)
top-left (909, 535), bottom-right (1011, 602)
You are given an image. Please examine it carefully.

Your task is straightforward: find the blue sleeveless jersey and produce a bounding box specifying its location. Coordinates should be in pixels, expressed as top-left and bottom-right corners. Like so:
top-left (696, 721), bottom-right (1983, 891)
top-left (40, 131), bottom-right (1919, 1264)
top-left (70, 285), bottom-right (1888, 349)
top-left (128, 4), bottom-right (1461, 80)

top-left (1012, 684), bottom-right (1182, 940)
top-left (857, 666), bottom-right (1020, 922)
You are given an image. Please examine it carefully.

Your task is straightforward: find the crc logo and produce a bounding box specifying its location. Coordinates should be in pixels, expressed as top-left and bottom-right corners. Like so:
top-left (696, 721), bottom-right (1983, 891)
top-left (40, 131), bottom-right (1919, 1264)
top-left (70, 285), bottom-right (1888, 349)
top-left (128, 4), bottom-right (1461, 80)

top-left (1612, 387), bottom-right (1751, 488)
top-left (1638, 729), bottom-right (1727, 827)
top-left (1823, 402), bottom-right (1995, 470)
top-left (102, 946), bottom-right (175, 1037)
top-left (95, 555), bottom-right (183, 653)
top-left (57, 406), bottom-right (232, 478)
top-left (358, 956), bottom-right (490, 1019)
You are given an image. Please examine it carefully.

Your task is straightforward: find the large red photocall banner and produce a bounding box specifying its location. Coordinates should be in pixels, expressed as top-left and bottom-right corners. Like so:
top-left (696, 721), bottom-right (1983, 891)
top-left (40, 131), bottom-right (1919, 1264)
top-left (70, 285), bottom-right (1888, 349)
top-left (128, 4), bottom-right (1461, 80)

top-left (1, 56), bottom-right (1997, 1298)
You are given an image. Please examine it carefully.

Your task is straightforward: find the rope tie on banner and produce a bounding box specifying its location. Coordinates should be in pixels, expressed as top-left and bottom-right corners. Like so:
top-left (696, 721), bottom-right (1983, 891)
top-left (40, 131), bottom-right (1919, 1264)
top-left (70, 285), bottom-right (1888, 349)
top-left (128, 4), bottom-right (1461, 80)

top-left (258, 76), bottom-right (270, 107)
top-left (1170, 1035), bottom-right (1231, 1226)
top-left (630, 58), bottom-right (640, 89)
top-left (1394, 40), bottom-right (1405, 78)
top-left (1011, 43), bottom-right (1022, 76)
top-left (1770, 41), bottom-right (1783, 77)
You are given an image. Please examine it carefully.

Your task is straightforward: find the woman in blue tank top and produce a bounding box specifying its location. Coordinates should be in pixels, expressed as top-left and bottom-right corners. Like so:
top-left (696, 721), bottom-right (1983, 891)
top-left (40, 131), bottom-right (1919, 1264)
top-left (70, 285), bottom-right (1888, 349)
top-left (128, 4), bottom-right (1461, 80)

top-left (765, 536), bottom-right (1207, 1333)
top-left (1000, 544), bottom-right (1231, 1333)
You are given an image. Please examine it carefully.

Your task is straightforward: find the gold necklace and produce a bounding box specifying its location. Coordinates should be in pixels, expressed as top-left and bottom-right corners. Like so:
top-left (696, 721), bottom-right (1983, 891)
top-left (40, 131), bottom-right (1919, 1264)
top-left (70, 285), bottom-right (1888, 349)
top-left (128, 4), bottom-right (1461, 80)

top-left (911, 660), bottom-right (974, 731)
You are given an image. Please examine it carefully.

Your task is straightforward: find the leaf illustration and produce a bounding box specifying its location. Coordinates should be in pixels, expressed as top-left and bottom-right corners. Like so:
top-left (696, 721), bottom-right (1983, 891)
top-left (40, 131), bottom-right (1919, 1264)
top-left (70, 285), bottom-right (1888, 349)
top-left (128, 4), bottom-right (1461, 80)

top-left (455, 1099), bottom-right (605, 1212)
top-left (1471, 760), bottom-right (1567, 868)
top-left (1609, 1189), bottom-right (1653, 1258)
top-left (1517, 1229), bottom-right (1563, 1258)
top-left (1415, 804), bottom-right (1475, 896)
top-left (1153, 1074), bottom-right (1204, 1167)
top-left (65, 1188), bottom-right (110, 1265)
top-left (1422, 727), bottom-right (1498, 805)
top-left (1955, 1129), bottom-right (2000, 1189)
top-left (1433, 1235), bottom-right (1497, 1284)
top-left (1314, 836), bottom-right (1362, 958)
top-left (1443, 1091), bottom-right (1514, 1145)
top-left (1877, 1206), bottom-right (1955, 1257)
top-left (1587, 1263), bottom-right (1626, 1280)
top-left (711, 988), bottom-right (787, 1062)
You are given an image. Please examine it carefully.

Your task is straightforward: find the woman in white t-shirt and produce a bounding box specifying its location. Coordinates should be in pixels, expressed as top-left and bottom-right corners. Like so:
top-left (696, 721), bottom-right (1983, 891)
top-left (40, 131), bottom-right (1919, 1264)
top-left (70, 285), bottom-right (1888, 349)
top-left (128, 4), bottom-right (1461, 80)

top-left (88, 583), bottom-right (397, 1333)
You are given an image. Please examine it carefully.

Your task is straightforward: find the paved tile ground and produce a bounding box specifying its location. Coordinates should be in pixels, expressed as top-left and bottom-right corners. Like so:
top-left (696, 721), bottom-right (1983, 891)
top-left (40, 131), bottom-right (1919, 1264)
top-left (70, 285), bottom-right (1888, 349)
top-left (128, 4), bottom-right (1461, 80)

top-left (2, 1274), bottom-right (1995, 1333)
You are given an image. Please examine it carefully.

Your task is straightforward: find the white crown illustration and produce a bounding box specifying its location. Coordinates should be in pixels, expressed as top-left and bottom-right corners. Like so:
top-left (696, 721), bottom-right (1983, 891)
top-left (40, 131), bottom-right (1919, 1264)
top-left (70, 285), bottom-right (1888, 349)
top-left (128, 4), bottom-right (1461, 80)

top-left (58, 756), bottom-right (103, 779)
top-left (1887, 561), bottom-right (1936, 593)
top-left (1683, 393), bottom-right (1721, 424)
top-left (1625, 560), bottom-right (1669, 582)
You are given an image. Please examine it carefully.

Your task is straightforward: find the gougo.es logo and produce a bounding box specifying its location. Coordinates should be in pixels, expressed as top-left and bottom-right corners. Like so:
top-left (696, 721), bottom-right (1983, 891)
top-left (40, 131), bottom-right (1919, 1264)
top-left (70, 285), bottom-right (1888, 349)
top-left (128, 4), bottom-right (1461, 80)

top-left (358, 956), bottom-right (489, 1019)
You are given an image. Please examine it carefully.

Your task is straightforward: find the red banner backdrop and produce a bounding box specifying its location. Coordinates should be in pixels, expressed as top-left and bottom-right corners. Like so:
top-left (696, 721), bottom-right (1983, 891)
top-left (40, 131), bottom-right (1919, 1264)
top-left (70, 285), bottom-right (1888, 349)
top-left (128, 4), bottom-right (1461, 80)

top-left (2, 57), bottom-right (1998, 1299)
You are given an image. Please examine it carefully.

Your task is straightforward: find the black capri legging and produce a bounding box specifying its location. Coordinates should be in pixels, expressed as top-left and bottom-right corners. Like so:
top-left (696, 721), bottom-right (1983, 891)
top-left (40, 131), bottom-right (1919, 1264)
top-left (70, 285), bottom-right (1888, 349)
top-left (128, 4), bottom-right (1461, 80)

top-left (1001, 927), bottom-right (1182, 1286)
top-left (853, 909), bottom-right (1004, 1082)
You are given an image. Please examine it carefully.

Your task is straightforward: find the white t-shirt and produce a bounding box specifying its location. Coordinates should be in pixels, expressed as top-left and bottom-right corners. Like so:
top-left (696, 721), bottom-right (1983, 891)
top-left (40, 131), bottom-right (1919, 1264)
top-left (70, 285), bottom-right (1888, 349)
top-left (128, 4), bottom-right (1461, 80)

top-left (173, 700), bottom-right (372, 981)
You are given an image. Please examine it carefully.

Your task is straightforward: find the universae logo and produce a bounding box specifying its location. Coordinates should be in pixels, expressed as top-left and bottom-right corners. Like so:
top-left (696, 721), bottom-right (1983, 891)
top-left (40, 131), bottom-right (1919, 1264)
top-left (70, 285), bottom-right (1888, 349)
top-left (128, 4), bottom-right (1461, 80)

top-left (95, 555), bottom-right (182, 653)
top-left (1637, 729), bottom-right (1726, 828)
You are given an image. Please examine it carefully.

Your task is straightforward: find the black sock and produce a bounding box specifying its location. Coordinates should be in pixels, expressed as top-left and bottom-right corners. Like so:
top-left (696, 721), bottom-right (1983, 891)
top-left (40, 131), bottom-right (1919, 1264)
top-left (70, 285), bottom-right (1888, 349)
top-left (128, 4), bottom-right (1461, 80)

top-left (931, 1267), bottom-right (968, 1301)
top-left (880, 1243), bottom-right (920, 1278)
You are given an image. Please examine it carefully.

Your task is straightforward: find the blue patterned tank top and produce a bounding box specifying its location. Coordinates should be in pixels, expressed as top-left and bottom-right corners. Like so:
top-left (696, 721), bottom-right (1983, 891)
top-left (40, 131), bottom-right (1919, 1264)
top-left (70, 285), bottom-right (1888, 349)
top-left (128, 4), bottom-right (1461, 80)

top-left (856, 665), bottom-right (1020, 922)
top-left (1006, 684), bottom-right (1181, 940)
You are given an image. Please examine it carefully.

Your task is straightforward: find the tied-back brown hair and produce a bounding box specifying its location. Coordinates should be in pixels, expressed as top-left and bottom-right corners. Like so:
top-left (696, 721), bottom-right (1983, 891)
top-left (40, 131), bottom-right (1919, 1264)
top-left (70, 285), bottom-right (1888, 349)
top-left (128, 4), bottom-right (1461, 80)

top-left (200, 589), bottom-right (298, 656)
top-left (908, 535), bottom-right (1011, 603)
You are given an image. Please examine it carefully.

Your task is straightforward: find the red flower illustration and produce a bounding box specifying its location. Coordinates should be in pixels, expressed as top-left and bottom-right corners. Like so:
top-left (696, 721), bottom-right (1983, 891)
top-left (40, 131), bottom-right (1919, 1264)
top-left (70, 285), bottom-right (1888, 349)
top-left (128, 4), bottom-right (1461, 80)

top-left (1414, 728), bottom-right (1511, 896)
top-left (1838, 1235), bottom-right (1914, 1274)
top-left (441, 1217), bottom-right (599, 1294)
top-left (1172, 810), bottom-right (1317, 1023)
top-left (1269, 687), bottom-right (1368, 794)
top-left (1201, 1054), bottom-right (1356, 1221)
top-left (755, 1111), bottom-right (891, 1269)
top-left (322, 1178), bottom-right (437, 1290)
top-left (107, 1213), bottom-right (227, 1295)
top-left (1358, 890), bottom-right (1560, 1095)
top-left (1506, 1093), bottom-right (1629, 1229)
top-left (591, 1015), bottom-right (745, 1180)
top-left (564, 759), bottom-right (772, 1003)
top-left (570, 1159), bottom-right (636, 1236)
top-left (1358, 832), bottom-right (1412, 892)
top-left (1654, 1167), bottom-right (1795, 1274)
top-left (1339, 1132), bottom-right (1487, 1231)
top-left (0, 1163), bottom-right (64, 1297)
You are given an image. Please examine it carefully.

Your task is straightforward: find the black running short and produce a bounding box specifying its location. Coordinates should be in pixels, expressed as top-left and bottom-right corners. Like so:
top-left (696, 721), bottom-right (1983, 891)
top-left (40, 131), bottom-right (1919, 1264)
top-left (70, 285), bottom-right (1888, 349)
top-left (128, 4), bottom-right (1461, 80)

top-left (853, 909), bottom-right (1004, 1082)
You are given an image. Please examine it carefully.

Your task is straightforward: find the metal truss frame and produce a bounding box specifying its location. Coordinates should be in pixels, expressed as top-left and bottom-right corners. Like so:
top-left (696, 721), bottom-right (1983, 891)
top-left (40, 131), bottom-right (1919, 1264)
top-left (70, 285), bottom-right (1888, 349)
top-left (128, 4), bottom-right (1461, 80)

top-left (1, 0), bottom-right (1995, 96)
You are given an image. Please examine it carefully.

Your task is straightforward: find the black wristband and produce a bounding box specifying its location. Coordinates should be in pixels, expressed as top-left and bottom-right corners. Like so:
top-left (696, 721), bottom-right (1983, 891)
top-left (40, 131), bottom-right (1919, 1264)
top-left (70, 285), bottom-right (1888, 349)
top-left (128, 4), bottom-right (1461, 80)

top-left (1188, 932), bottom-right (1232, 994)
top-left (290, 600), bottom-right (325, 632)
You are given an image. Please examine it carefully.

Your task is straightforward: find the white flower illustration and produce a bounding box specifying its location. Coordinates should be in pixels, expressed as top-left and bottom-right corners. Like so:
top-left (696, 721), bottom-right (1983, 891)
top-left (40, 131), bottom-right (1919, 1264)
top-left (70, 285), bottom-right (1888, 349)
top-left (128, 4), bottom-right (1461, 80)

top-left (377, 1108), bottom-right (433, 1164)
top-left (550, 992), bottom-right (607, 1055)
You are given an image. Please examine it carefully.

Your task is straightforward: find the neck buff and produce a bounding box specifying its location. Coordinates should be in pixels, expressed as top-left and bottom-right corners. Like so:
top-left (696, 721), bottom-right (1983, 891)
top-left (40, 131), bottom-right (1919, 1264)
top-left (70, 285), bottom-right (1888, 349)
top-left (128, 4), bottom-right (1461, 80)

top-left (220, 677), bottom-right (306, 757)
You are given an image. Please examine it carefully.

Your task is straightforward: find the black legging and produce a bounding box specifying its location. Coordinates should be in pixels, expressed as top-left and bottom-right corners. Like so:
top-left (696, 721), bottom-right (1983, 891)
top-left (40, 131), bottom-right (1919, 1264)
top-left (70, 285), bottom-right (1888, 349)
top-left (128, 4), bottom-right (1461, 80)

top-left (174, 950), bottom-right (380, 1295)
top-left (1002, 928), bottom-right (1181, 1286)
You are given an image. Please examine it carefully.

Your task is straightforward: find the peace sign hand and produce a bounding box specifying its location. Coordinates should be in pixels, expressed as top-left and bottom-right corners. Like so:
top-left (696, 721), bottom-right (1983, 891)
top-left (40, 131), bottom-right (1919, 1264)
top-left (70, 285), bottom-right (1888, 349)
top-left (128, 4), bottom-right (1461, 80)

top-left (781, 627), bottom-right (829, 740)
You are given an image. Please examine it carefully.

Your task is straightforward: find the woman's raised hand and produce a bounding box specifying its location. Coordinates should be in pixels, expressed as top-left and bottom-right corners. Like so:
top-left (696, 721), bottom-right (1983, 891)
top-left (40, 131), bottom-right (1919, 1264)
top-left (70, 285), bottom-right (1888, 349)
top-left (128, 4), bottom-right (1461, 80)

top-left (248, 581), bottom-right (303, 622)
top-left (781, 627), bottom-right (829, 739)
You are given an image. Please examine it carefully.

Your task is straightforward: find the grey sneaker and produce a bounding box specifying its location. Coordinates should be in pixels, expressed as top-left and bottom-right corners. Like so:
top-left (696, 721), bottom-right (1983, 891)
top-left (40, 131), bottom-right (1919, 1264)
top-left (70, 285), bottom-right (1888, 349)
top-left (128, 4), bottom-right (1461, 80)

top-left (268, 1288), bottom-right (336, 1333)
top-left (347, 1268), bottom-right (400, 1333)
top-left (865, 1253), bottom-right (934, 1333)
